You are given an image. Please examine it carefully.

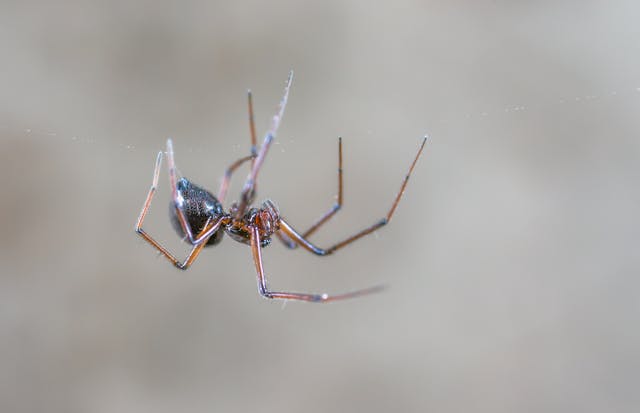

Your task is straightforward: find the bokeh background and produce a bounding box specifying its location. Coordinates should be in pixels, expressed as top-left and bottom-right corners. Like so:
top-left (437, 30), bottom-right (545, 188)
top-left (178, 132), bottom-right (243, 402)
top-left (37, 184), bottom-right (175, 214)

top-left (1, 1), bottom-right (639, 412)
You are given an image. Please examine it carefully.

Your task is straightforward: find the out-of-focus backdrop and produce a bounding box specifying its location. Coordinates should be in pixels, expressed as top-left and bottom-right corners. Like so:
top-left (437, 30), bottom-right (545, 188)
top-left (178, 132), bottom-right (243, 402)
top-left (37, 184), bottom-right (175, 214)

top-left (1, 1), bottom-right (639, 412)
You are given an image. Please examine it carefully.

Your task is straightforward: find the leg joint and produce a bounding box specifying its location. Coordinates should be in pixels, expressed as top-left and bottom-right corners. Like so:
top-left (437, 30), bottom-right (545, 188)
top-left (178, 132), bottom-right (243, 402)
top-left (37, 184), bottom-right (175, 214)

top-left (312, 294), bottom-right (329, 302)
top-left (258, 286), bottom-right (274, 299)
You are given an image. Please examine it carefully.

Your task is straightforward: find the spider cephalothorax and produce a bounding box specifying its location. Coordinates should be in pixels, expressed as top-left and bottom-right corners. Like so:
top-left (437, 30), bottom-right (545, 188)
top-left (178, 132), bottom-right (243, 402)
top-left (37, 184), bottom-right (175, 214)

top-left (135, 71), bottom-right (427, 303)
top-left (226, 200), bottom-right (280, 247)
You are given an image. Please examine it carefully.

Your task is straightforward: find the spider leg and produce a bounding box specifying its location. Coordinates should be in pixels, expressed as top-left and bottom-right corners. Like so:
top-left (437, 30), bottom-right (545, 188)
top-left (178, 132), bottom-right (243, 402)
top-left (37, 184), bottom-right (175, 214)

top-left (217, 88), bottom-right (263, 205)
top-left (277, 137), bottom-right (344, 249)
top-left (277, 137), bottom-right (427, 256)
top-left (217, 154), bottom-right (254, 204)
top-left (248, 89), bottom-right (258, 165)
top-left (246, 88), bottom-right (260, 199)
top-left (137, 221), bottom-right (219, 270)
top-left (135, 150), bottom-right (224, 269)
top-left (166, 139), bottom-right (216, 245)
top-left (250, 227), bottom-right (384, 302)
top-left (235, 71), bottom-right (293, 219)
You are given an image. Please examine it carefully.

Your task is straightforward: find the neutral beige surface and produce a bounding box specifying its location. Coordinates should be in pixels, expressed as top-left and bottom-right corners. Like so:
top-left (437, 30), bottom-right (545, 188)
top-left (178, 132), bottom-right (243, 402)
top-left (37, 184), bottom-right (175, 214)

top-left (1, 1), bottom-right (639, 412)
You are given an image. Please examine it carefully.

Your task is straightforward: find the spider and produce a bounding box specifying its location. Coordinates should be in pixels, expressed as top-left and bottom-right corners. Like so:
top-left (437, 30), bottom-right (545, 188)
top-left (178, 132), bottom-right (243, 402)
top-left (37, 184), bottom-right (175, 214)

top-left (135, 71), bottom-right (427, 303)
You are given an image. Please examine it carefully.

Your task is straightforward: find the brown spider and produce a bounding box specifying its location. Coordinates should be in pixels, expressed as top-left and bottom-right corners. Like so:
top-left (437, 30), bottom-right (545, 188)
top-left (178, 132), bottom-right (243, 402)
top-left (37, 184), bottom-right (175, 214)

top-left (135, 71), bottom-right (427, 303)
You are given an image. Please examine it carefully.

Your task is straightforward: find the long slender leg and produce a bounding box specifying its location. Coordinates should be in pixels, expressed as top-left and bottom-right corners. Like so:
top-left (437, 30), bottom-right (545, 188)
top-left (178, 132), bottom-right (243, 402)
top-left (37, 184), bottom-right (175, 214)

top-left (247, 89), bottom-right (258, 165)
top-left (277, 136), bottom-right (428, 256)
top-left (165, 139), bottom-right (224, 245)
top-left (137, 223), bottom-right (216, 270)
top-left (250, 227), bottom-right (384, 302)
top-left (217, 155), bottom-right (254, 204)
top-left (235, 71), bottom-right (294, 219)
top-left (214, 88), bottom-right (261, 205)
top-left (135, 150), bottom-right (223, 269)
top-left (217, 90), bottom-right (261, 205)
top-left (277, 137), bottom-right (344, 249)
top-left (166, 138), bottom-right (197, 244)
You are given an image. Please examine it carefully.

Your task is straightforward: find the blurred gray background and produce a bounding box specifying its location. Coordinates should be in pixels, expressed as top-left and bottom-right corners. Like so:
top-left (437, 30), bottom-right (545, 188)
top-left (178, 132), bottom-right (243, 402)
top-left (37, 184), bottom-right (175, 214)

top-left (1, 1), bottom-right (639, 412)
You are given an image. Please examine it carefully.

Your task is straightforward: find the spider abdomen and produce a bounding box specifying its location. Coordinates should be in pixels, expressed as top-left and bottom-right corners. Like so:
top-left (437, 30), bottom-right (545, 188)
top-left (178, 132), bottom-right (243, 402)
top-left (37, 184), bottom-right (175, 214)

top-left (169, 178), bottom-right (225, 246)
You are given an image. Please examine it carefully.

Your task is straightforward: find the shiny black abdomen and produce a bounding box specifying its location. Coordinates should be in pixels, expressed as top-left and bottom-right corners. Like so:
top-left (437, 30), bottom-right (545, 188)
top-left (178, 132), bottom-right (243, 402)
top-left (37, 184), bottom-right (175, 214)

top-left (169, 178), bottom-right (225, 246)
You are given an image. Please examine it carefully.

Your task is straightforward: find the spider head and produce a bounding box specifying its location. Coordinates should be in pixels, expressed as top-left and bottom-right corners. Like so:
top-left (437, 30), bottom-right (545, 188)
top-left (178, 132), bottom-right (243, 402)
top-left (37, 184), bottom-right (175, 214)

top-left (224, 200), bottom-right (279, 247)
top-left (254, 200), bottom-right (280, 238)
